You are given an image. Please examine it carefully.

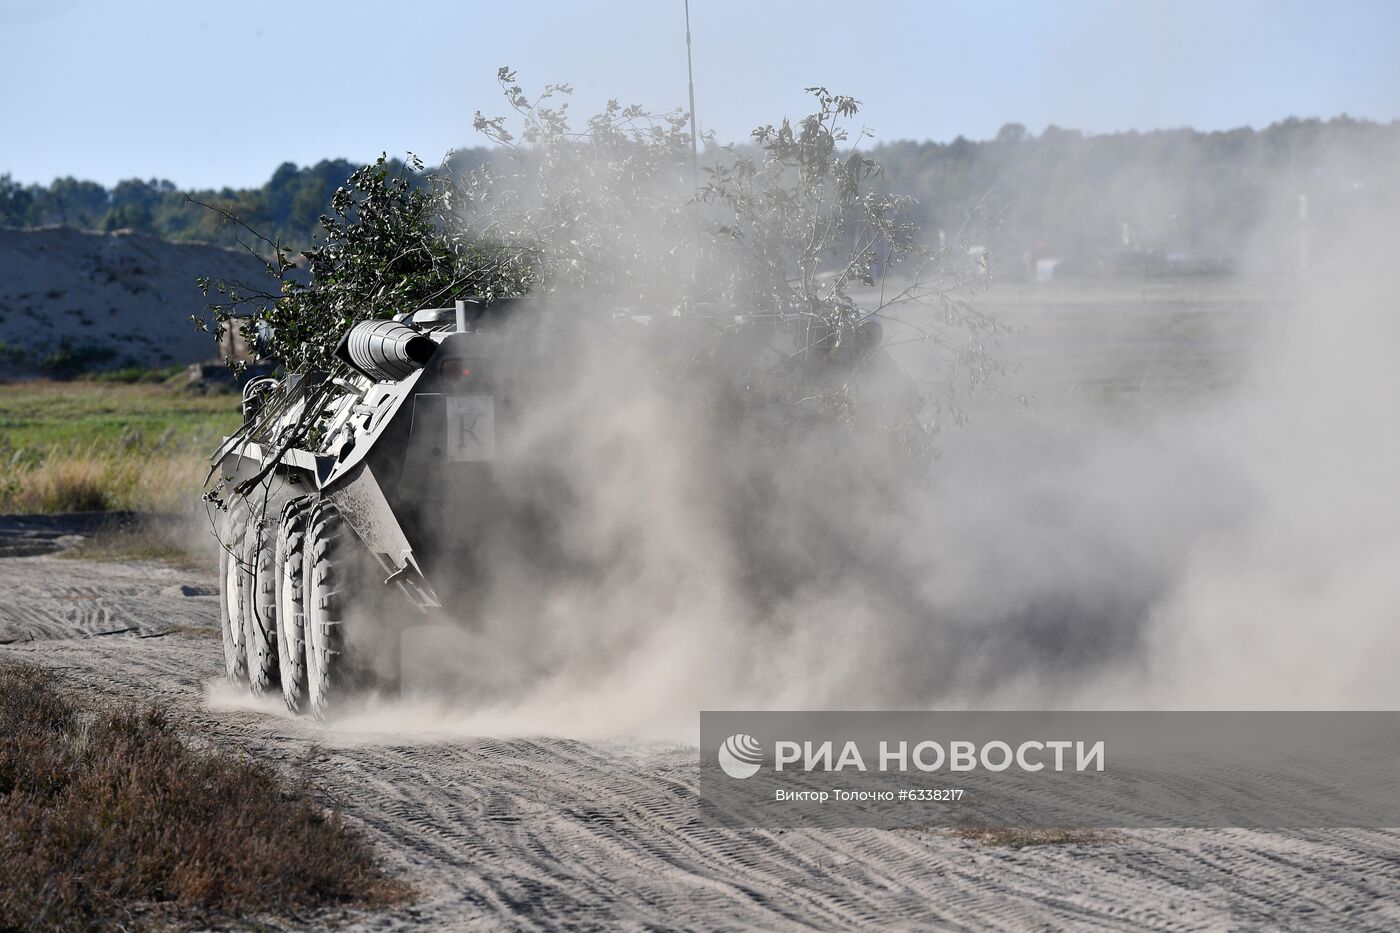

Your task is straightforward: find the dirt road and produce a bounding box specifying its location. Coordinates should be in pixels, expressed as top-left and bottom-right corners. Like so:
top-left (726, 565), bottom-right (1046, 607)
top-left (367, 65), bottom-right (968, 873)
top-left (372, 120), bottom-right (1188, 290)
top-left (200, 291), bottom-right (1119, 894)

top-left (4, 536), bottom-right (1400, 931)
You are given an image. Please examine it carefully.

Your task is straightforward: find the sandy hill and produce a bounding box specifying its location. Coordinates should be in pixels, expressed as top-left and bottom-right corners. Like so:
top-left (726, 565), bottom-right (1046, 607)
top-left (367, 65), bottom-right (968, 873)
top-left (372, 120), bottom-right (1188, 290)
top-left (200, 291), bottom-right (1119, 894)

top-left (0, 225), bottom-right (270, 374)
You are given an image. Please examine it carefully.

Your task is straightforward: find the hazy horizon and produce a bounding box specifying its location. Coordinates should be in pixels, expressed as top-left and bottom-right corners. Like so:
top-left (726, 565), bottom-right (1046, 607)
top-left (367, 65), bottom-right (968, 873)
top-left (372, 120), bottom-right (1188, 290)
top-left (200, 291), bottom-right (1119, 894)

top-left (8, 112), bottom-right (1394, 192)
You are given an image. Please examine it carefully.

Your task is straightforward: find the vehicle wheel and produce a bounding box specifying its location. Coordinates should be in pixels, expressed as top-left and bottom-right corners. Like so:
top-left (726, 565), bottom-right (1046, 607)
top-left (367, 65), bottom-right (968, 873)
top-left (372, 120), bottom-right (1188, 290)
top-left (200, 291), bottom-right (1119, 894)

top-left (217, 499), bottom-right (249, 683)
top-left (305, 502), bottom-right (366, 722)
top-left (242, 506), bottom-right (281, 696)
top-left (275, 500), bottom-right (312, 714)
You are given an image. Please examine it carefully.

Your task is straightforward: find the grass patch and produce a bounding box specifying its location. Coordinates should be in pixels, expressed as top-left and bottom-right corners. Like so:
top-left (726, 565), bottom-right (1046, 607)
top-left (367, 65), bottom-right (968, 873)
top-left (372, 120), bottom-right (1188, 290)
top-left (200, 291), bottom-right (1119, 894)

top-left (0, 662), bottom-right (411, 931)
top-left (0, 380), bottom-right (240, 513)
top-left (9, 457), bottom-right (118, 512)
top-left (0, 379), bottom-right (239, 459)
top-left (949, 827), bottom-right (1117, 849)
top-left (163, 623), bottom-right (220, 639)
top-left (0, 449), bottom-right (211, 514)
top-left (79, 364), bottom-right (186, 384)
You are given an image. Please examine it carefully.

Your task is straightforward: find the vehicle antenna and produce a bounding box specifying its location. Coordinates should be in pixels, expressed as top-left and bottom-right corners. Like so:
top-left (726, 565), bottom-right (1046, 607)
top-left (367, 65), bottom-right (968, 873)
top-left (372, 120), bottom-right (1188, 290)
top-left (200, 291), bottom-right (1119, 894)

top-left (684, 0), bottom-right (700, 195)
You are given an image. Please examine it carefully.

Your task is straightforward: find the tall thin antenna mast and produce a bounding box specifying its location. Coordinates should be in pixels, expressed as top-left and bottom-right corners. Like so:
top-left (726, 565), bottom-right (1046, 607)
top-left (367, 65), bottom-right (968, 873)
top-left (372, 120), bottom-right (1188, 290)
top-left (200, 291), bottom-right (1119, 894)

top-left (684, 0), bottom-right (699, 194)
top-left (682, 0), bottom-right (702, 305)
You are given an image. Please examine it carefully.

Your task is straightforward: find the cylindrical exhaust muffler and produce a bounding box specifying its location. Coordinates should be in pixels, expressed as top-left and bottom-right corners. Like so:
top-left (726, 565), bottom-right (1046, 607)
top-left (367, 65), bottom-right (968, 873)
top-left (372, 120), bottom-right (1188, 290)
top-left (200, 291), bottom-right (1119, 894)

top-left (337, 319), bottom-right (436, 381)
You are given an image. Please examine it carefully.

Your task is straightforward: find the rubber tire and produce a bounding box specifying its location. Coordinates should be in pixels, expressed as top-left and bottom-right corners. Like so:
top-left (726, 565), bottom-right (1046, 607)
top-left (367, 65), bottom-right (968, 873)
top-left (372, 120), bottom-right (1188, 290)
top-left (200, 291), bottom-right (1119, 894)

top-left (242, 508), bottom-right (281, 696)
top-left (305, 503), bottom-right (359, 722)
top-left (218, 500), bottom-right (249, 683)
top-left (274, 501), bottom-right (311, 714)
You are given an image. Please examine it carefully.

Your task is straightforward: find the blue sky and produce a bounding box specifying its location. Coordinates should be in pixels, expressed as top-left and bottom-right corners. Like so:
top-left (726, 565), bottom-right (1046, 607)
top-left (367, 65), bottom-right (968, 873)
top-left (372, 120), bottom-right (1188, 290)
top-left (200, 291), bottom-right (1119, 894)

top-left (2, 0), bottom-right (1397, 189)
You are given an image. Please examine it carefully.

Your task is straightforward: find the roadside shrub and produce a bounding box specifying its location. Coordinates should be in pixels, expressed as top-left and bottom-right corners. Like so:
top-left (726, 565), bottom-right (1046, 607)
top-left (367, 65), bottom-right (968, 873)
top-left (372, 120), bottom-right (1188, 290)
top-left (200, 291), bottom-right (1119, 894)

top-left (0, 450), bottom-right (210, 514)
top-left (39, 341), bottom-right (118, 379)
top-left (80, 364), bottom-right (185, 384)
top-left (24, 458), bottom-right (114, 512)
top-left (0, 663), bottom-right (409, 930)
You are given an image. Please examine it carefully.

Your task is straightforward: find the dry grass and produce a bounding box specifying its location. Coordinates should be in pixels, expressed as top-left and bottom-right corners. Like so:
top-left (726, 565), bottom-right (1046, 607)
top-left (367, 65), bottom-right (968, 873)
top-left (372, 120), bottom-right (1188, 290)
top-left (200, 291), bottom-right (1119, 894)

top-left (0, 662), bottom-right (411, 931)
top-left (0, 379), bottom-right (240, 515)
top-left (162, 622), bottom-right (220, 639)
top-left (0, 449), bottom-right (208, 514)
top-left (949, 827), bottom-right (1117, 849)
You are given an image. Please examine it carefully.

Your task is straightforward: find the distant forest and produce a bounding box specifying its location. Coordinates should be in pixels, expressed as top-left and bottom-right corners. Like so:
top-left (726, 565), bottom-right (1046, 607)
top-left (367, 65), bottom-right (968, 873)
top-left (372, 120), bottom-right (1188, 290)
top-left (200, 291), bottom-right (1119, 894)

top-left (2, 116), bottom-right (1395, 278)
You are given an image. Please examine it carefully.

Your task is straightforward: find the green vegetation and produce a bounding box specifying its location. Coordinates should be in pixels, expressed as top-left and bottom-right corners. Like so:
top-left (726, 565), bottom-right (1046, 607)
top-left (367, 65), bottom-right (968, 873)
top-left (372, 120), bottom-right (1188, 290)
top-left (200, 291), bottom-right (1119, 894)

top-left (78, 363), bottom-right (187, 384)
top-left (0, 380), bottom-right (240, 513)
top-left (0, 156), bottom-right (445, 251)
top-left (37, 340), bottom-right (117, 379)
top-left (0, 662), bottom-right (409, 931)
top-left (0, 379), bottom-right (238, 453)
top-left (204, 74), bottom-right (987, 393)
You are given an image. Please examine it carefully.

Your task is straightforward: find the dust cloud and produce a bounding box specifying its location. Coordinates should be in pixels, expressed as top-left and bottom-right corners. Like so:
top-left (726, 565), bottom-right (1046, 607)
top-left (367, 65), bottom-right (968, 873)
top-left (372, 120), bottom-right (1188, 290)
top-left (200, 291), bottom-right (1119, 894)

top-left (329, 141), bottom-right (1399, 743)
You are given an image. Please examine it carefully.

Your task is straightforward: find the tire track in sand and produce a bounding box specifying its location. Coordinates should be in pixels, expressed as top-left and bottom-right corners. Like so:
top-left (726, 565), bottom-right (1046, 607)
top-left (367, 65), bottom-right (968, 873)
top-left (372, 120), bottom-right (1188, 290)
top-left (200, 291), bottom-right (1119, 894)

top-left (4, 551), bottom-right (1400, 930)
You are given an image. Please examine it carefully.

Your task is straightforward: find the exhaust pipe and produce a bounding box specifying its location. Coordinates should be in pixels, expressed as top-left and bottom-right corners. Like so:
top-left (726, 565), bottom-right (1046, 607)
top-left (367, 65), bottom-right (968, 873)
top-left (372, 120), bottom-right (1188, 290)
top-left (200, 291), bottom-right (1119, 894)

top-left (336, 320), bottom-right (435, 381)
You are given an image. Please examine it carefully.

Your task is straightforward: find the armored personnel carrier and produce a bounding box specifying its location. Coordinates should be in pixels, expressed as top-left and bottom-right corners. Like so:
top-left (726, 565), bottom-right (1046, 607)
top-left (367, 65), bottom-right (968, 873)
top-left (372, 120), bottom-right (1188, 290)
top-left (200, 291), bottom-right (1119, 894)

top-left (212, 297), bottom-right (912, 720)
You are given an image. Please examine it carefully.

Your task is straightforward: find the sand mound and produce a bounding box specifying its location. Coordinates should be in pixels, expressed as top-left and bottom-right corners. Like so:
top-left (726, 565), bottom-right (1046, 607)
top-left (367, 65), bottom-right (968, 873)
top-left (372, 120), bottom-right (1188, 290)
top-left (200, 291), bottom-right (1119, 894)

top-left (0, 225), bottom-right (268, 374)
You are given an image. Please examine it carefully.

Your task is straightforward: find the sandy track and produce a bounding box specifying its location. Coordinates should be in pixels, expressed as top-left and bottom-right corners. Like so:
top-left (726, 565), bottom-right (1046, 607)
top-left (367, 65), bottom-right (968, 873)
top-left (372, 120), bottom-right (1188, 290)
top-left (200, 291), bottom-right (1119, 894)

top-left (3, 549), bottom-right (1400, 931)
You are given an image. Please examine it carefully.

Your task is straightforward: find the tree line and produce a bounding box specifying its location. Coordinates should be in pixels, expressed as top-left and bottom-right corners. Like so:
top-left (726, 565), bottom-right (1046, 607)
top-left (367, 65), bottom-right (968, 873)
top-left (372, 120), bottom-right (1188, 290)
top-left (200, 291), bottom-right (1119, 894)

top-left (3, 115), bottom-right (1395, 275)
top-left (0, 151), bottom-right (475, 249)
